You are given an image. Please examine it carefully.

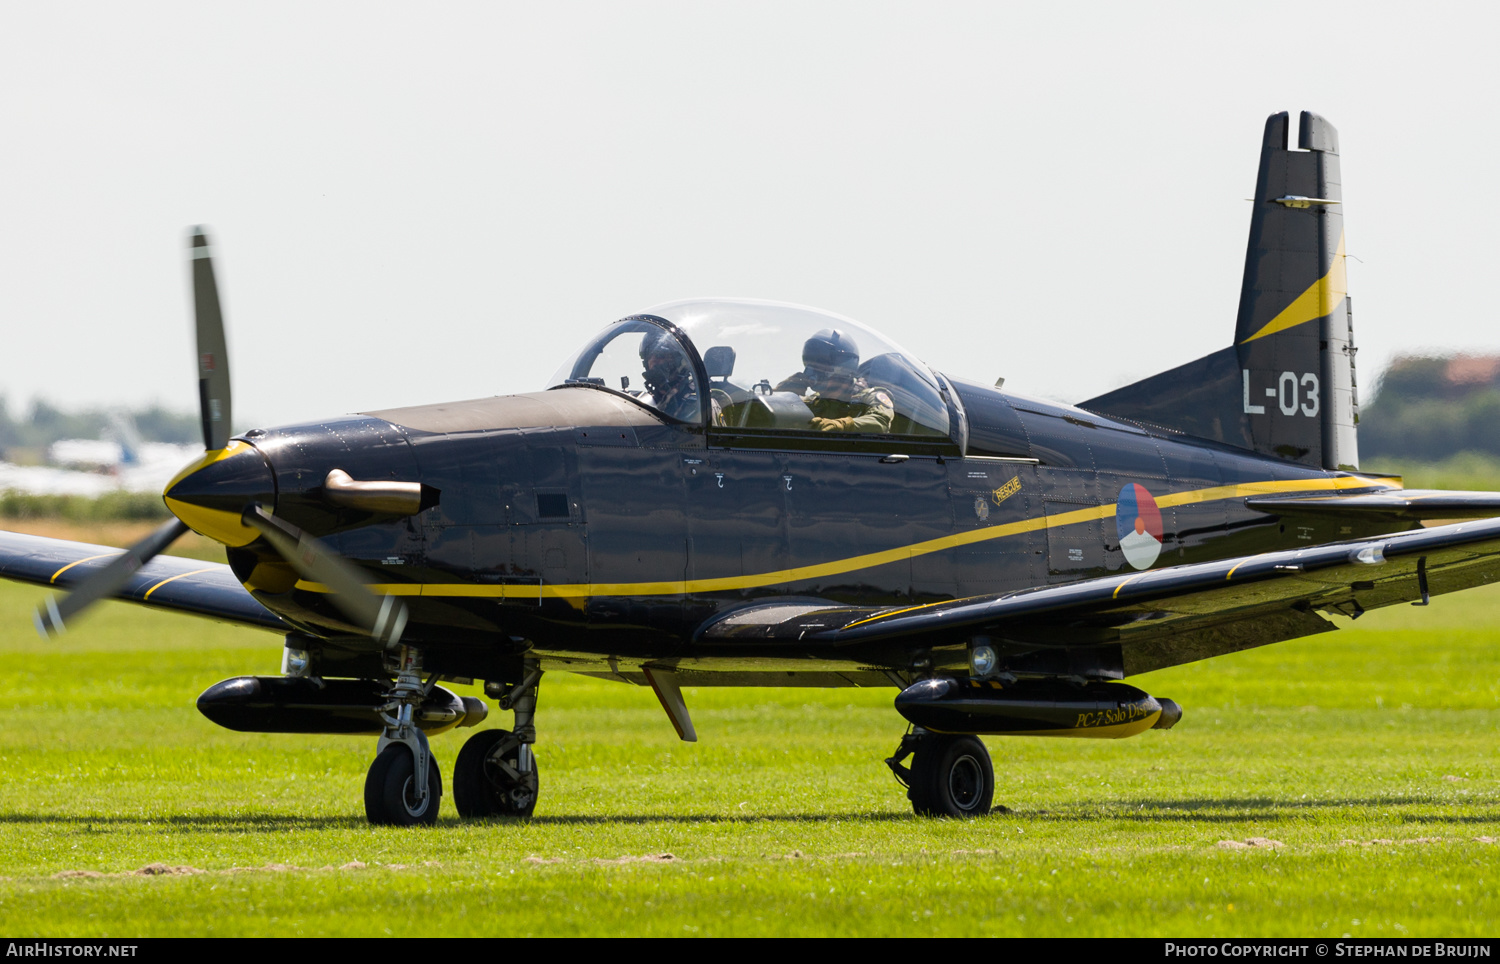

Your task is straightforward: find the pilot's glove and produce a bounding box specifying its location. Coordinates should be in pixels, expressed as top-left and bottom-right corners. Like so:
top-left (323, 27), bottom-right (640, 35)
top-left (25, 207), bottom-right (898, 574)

top-left (811, 416), bottom-right (855, 432)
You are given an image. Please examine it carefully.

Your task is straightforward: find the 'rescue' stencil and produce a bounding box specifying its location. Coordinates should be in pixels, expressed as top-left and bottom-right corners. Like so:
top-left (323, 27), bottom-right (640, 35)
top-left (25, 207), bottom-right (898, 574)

top-left (991, 476), bottom-right (1021, 506)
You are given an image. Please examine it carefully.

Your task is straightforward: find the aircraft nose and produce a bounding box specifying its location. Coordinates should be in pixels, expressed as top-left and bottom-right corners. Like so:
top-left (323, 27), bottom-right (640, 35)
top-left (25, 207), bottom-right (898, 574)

top-left (163, 440), bottom-right (276, 547)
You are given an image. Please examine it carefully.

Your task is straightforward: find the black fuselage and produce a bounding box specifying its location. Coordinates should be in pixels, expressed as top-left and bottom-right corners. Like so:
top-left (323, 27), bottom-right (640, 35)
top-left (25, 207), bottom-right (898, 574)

top-left (226, 378), bottom-right (1405, 684)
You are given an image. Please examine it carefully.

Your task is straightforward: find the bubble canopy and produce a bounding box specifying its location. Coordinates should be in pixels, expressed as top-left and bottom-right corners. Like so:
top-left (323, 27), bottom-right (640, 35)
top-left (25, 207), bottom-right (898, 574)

top-left (547, 299), bottom-right (952, 438)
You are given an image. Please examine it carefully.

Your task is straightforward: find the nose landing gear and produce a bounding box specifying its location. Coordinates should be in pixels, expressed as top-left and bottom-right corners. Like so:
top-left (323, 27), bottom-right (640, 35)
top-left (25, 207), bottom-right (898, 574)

top-left (365, 645), bottom-right (443, 826)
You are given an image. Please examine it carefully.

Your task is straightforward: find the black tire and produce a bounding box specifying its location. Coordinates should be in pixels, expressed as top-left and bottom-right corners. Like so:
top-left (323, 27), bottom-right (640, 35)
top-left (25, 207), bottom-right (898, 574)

top-left (364, 744), bottom-right (442, 826)
top-left (452, 728), bottom-right (539, 819)
top-left (909, 734), bottom-right (994, 818)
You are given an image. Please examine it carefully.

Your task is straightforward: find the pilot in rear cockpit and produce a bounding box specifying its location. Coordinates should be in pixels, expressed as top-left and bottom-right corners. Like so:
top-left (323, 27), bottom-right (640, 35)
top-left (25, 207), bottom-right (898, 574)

top-left (775, 328), bottom-right (894, 433)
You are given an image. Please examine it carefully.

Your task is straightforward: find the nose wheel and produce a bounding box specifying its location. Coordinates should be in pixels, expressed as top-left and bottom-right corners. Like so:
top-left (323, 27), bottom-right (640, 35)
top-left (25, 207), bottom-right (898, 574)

top-left (365, 742), bottom-right (443, 826)
top-left (364, 644), bottom-right (443, 826)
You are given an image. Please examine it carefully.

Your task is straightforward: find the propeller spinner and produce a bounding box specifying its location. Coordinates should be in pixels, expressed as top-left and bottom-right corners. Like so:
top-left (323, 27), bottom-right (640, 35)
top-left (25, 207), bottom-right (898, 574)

top-left (34, 229), bottom-right (409, 648)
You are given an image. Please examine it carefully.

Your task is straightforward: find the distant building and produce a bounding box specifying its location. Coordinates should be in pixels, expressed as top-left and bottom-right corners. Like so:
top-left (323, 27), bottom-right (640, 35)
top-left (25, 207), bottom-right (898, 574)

top-left (1363, 354), bottom-right (1500, 460)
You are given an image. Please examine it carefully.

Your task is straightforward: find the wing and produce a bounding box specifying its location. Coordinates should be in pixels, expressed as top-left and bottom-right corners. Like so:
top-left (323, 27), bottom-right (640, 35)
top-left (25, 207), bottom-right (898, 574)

top-left (0, 530), bottom-right (286, 631)
top-left (701, 518), bottom-right (1500, 678)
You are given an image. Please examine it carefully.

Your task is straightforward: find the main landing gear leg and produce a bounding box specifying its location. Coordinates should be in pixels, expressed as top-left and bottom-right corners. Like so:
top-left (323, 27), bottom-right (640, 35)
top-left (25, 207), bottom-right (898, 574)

top-left (364, 645), bottom-right (443, 826)
top-left (886, 727), bottom-right (998, 818)
top-left (454, 660), bottom-right (542, 819)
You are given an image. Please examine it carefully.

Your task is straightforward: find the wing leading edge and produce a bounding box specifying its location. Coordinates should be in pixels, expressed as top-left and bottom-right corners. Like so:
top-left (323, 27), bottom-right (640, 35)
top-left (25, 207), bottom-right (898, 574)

top-left (0, 530), bottom-right (286, 631)
top-left (701, 518), bottom-right (1500, 678)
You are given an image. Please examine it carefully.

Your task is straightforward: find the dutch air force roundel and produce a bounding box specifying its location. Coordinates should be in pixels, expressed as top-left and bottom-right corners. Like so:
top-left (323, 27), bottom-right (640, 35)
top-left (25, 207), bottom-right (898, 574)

top-left (1116, 483), bottom-right (1163, 570)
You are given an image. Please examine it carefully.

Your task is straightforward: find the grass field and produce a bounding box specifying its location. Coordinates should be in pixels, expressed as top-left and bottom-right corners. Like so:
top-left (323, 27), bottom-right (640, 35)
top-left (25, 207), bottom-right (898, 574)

top-left (0, 550), bottom-right (1496, 936)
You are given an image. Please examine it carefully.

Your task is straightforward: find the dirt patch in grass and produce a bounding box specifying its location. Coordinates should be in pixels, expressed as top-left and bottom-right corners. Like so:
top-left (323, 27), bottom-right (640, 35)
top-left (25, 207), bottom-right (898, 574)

top-left (1339, 837), bottom-right (1448, 847)
top-left (49, 860), bottom-right (424, 880)
top-left (591, 853), bottom-right (677, 865)
top-left (1216, 837), bottom-right (1283, 850)
top-left (132, 863), bottom-right (203, 876)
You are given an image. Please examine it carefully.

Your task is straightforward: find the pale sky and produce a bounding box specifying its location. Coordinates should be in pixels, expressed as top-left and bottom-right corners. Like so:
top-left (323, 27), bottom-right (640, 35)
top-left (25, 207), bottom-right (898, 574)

top-left (2, 2), bottom-right (1496, 428)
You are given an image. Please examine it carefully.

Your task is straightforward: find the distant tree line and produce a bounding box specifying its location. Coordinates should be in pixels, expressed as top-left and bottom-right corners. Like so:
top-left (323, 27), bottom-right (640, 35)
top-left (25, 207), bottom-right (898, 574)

top-left (0, 398), bottom-right (200, 454)
top-left (1360, 355), bottom-right (1500, 462)
top-left (0, 490), bottom-right (169, 522)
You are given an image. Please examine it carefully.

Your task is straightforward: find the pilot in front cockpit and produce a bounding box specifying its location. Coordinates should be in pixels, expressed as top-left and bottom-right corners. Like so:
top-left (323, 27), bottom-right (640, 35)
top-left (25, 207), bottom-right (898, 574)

top-left (639, 330), bottom-right (722, 424)
top-left (775, 328), bottom-right (894, 433)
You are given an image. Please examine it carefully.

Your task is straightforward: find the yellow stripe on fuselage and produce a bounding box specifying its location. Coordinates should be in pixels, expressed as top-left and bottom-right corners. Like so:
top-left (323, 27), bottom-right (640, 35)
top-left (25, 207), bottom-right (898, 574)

top-left (286, 473), bottom-right (1400, 600)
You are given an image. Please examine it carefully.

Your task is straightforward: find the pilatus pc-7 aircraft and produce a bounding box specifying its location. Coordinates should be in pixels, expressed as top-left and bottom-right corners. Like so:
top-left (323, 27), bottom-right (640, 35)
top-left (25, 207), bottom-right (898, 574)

top-left (6, 110), bottom-right (1500, 825)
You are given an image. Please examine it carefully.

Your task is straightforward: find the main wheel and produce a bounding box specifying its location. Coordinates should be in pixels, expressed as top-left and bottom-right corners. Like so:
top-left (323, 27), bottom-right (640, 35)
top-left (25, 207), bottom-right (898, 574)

top-left (364, 744), bottom-right (443, 826)
top-left (453, 728), bottom-right (539, 819)
top-left (909, 734), bottom-right (994, 818)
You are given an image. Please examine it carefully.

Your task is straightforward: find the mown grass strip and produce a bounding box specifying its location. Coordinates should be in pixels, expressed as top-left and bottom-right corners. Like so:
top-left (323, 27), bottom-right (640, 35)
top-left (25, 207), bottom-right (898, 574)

top-left (0, 574), bottom-right (1494, 936)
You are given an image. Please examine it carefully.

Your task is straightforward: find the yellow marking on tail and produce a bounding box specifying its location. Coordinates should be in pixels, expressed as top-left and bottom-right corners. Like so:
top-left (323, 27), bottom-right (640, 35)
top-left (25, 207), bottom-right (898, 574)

top-left (1240, 233), bottom-right (1347, 343)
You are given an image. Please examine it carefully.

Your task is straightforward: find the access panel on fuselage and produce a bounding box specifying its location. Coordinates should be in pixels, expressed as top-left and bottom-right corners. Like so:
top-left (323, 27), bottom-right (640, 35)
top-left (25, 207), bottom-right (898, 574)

top-left (1153, 436), bottom-right (1228, 567)
top-left (684, 449), bottom-right (789, 603)
top-left (780, 450), bottom-right (951, 606)
top-left (947, 459), bottom-right (1044, 598)
top-left (576, 434), bottom-right (690, 640)
top-left (413, 429), bottom-right (592, 635)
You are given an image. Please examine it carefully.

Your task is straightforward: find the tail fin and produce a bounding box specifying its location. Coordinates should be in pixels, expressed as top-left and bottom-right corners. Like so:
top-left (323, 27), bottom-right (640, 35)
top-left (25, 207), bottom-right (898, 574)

top-left (107, 411), bottom-right (142, 467)
top-left (1083, 110), bottom-right (1358, 470)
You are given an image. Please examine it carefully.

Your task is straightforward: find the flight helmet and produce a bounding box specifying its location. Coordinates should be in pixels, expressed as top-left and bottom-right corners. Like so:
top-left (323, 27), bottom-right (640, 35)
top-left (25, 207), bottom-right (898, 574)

top-left (802, 328), bottom-right (861, 378)
top-left (639, 328), bottom-right (691, 394)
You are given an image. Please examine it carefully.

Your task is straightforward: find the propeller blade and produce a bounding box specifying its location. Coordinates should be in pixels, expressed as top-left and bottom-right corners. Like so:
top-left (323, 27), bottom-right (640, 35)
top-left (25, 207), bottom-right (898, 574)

top-left (241, 505), bottom-right (408, 648)
top-left (34, 517), bottom-right (190, 639)
top-left (190, 227), bottom-right (232, 452)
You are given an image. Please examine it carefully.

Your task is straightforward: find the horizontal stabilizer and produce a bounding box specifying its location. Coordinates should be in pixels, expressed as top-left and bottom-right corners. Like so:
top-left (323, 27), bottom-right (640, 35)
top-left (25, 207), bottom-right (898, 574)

top-left (1246, 489), bottom-right (1500, 520)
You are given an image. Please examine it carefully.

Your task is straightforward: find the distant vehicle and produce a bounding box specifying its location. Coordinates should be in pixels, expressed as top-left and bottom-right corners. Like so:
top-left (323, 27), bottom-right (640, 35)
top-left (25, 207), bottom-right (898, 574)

top-left (6, 111), bottom-right (1500, 826)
